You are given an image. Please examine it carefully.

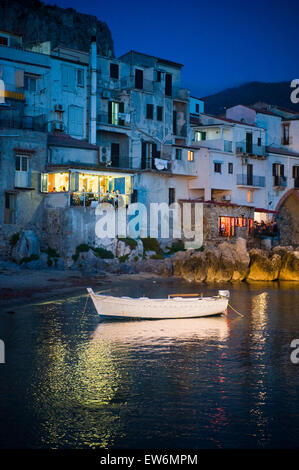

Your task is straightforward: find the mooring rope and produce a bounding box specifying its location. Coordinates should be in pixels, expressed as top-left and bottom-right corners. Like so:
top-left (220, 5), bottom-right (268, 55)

top-left (228, 303), bottom-right (244, 318)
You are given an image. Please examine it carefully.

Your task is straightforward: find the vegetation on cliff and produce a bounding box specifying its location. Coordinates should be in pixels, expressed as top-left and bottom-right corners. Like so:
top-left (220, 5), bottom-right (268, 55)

top-left (0, 0), bottom-right (114, 56)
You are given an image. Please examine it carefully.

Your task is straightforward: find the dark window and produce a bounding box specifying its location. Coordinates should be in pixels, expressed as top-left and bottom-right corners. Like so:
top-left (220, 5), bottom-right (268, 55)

top-left (169, 188), bottom-right (176, 205)
top-left (24, 74), bottom-right (37, 92)
top-left (135, 69), bottom-right (143, 89)
top-left (165, 73), bottom-right (172, 96)
top-left (157, 106), bottom-right (163, 121)
top-left (272, 163), bottom-right (284, 177)
top-left (118, 101), bottom-right (124, 125)
top-left (152, 143), bottom-right (160, 159)
top-left (228, 162), bottom-right (233, 174)
top-left (247, 163), bottom-right (253, 185)
top-left (293, 166), bottom-right (299, 178)
top-left (77, 68), bottom-right (84, 87)
top-left (195, 103), bottom-right (200, 113)
top-left (110, 63), bottom-right (119, 79)
top-left (214, 162), bottom-right (222, 173)
top-left (111, 143), bottom-right (120, 167)
top-left (246, 132), bottom-right (253, 153)
top-left (257, 137), bottom-right (262, 147)
top-left (175, 148), bottom-right (182, 160)
top-left (0, 36), bottom-right (8, 46)
top-left (4, 192), bottom-right (16, 224)
top-left (15, 155), bottom-right (28, 172)
top-left (282, 124), bottom-right (290, 145)
top-left (146, 104), bottom-right (154, 119)
top-left (131, 189), bottom-right (138, 203)
top-left (173, 110), bottom-right (177, 135)
top-left (293, 166), bottom-right (299, 188)
top-left (157, 71), bottom-right (162, 82)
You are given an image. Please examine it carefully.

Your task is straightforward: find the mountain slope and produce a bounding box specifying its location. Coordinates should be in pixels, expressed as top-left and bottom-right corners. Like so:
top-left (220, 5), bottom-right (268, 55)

top-left (201, 81), bottom-right (299, 115)
top-left (0, 0), bottom-right (114, 56)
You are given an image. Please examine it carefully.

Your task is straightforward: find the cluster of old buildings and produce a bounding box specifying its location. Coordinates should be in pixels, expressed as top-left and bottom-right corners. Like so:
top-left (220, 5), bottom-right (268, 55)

top-left (0, 29), bottom-right (299, 260)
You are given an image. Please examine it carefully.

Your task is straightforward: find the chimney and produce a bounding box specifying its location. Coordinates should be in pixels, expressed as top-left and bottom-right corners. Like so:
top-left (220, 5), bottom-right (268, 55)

top-left (89, 36), bottom-right (97, 145)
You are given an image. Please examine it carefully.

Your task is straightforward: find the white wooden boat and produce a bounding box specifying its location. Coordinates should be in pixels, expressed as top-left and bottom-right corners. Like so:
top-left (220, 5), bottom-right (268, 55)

top-left (87, 288), bottom-right (229, 320)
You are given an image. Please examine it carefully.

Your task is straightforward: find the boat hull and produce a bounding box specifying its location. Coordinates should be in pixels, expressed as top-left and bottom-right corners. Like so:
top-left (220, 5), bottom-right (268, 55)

top-left (87, 288), bottom-right (228, 320)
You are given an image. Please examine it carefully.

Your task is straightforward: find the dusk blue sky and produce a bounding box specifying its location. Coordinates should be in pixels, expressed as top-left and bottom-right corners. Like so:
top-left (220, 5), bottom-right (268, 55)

top-left (46, 0), bottom-right (299, 97)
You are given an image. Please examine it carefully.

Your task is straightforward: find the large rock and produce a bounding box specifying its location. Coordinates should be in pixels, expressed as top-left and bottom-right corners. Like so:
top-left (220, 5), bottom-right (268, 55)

top-left (279, 251), bottom-right (299, 281)
top-left (94, 237), bottom-right (117, 257)
top-left (116, 241), bottom-right (131, 258)
top-left (180, 252), bottom-right (207, 282)
top-left (12, 230), bottom-right (40, 264)
top-left (247, 249), bottom-right (281, 281)
top-left (74, 249), bottom-right (108, 274)
top-left (133, 259), bottom-right (173, 276)
top-left (219, 238), bottom-right (250, 282)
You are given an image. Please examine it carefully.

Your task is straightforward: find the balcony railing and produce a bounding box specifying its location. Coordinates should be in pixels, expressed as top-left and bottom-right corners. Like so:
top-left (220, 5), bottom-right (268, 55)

top-left (172, 87), bottom-right (189, 101)
top-left (235, 141), bottom-right (266, 156)
top-left (237, 174), bottom-right (265, 187)
top-left (70, 192), bottom-right (130, 207)
top-left (0, 82), bottom-right (25, 101)
top-left (0, 114), bottom-right (47, 131)
top-left (97, 112), bottom-right (131, 127)
top-left (273, 176), bottom-right (287, 187)
top-left (224, 140), bottom-right (233, 152)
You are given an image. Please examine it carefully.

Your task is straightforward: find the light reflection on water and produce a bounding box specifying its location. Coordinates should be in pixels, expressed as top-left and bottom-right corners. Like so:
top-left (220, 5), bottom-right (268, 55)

top-left (0, 280), bottom-right (299, 449)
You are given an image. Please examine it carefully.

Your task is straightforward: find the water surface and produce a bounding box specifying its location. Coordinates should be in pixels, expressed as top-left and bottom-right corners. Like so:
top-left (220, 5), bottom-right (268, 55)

top-left (0, 280), bottom-right (298, 449)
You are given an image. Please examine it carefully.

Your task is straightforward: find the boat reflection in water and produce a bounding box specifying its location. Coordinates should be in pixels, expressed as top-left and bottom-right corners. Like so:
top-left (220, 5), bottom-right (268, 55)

top-left (91, 316), bottom-right (229, 347)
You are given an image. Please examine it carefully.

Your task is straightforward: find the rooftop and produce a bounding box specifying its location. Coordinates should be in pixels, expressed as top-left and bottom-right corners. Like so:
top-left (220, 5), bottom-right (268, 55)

top-left (119, 50), bottom-right (183, 68)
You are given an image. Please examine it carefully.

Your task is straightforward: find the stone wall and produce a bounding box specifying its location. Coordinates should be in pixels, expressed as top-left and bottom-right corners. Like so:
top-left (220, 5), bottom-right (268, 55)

top-left (0, 130), bottom-right (47, 259)
top-left (203, 203), bottom-right (254, 245)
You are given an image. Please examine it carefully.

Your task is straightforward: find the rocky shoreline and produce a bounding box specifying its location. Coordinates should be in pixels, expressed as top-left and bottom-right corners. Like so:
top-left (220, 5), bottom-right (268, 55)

top-left (2, 230), bottom-right (299, 285)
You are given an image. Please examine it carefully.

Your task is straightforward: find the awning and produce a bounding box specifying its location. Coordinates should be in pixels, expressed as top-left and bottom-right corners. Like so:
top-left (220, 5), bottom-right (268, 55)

top-left (254, 208), bottom-right (277, 214)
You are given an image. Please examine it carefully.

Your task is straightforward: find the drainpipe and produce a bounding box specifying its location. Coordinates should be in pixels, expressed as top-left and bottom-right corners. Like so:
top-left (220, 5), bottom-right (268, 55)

top-left (89, 36), bottom-right (97, 145)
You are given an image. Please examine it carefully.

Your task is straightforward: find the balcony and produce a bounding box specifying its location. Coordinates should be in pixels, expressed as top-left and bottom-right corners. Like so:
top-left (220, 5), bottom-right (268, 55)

top-left (273, 176), bottom-right (287, 188)
top-left (193, 138), bottom-right (233, 152)
top-left (237, 174), bottom-right (265, 187)
top-left (235, 141), bottom-right (266, 157)
top-left (97, 112), bottom-right (131, 128)
top-left (172, 87), bottom-right (189, 101)
top-left (0, 114), bottom-right (47, 131)
top-left (0, 82), bottom-right (25, 102)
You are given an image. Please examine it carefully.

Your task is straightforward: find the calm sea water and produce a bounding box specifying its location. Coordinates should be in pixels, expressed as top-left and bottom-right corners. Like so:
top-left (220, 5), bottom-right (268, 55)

top-left (0, 279), bottom-right (299, 449)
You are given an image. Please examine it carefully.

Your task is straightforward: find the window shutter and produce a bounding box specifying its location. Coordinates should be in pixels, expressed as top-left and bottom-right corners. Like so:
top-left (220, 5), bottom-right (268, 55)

top-left (135, 69), bottom-right (143, 89)
top-left (41, 173), bottom-right (48, 193)
top-left (165, 73), bottom-right (172, 96)
top-left (119, 101), bottom-right (124, 125)
top-left (70, 172), bottom-right (79, 192)
top-left (173, 110), bottom-right (177, 135)
top-left (272, 164), bottom-right (276, 176)
top-left (281, 164), bottom-right (285, 177)
top-left (15, 69), bottom-right (24, 88)
top-left (108, 101), bottom-right (112, 124)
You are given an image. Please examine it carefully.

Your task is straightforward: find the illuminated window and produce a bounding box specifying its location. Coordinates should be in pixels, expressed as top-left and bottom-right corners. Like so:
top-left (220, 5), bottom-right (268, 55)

top-left (44, 173), bottom-right (69, 192)
top-left (188, 150), bottom-right (194, 162)
top-left (247, 190), bottom-right (253, 202)
top-left (219, 216), bottom-right (235, 237)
